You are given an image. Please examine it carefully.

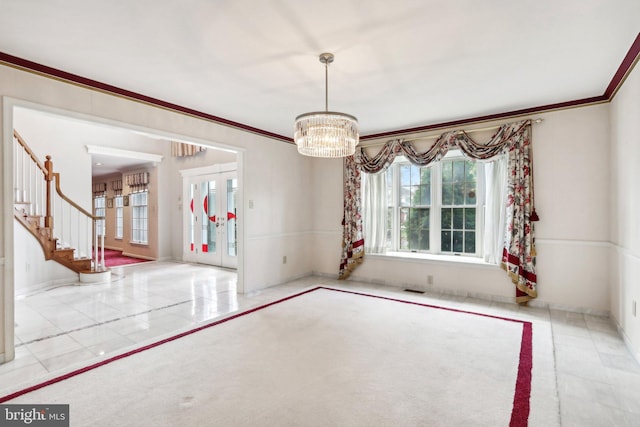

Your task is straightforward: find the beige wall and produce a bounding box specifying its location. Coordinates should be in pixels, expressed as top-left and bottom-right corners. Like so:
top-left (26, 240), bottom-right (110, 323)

top-left (1, 56), bottom-right (638, 364)
top-left (0, 64), bottom-right (315, 362)
top-left (609, 62), bottom-right (640, 362)
top-left (311, 104), bottom-right (613, 313)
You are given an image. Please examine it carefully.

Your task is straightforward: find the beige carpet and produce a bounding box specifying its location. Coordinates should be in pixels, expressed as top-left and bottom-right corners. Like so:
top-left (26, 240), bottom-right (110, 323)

top-left (2, 287), bottom-right (559, 426)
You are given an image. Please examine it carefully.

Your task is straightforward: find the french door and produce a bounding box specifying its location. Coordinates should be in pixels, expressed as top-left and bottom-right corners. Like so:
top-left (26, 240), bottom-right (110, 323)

top-left (183, 170), bottom-right (237, 268)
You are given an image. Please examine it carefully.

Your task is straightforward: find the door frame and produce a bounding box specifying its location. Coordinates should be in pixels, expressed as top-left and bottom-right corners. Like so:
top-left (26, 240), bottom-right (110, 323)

top-left (180, 163), bottom-right (238, 268)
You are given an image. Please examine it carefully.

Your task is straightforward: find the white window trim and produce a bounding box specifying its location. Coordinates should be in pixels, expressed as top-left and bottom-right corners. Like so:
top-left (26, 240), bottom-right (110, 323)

top-left (94, 195), bottom-right (106, 237)
top-left (379, 151), bottom-right (486, 260)
top-left (368, 251), bottom-right (495, 267)
top-left (115, 195), bottom-right (124, 240)
top-left (130, 191), bottom-right (148, 245)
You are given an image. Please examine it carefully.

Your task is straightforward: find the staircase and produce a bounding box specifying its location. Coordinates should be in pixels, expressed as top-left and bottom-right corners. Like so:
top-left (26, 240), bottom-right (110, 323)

top-left (12, 130), bottom-right (108, 281)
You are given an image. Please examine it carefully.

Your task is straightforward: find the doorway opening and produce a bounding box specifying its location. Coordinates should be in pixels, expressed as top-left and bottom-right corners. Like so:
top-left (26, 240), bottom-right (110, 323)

top-left (3, 100), bottom-right (245, 364)
top-left (182, 165), bottom-right (238, 269)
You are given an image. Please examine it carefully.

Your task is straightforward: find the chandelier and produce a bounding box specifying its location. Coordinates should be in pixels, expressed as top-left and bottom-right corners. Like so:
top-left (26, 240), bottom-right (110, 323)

top-left (294, 53), bottom-right (359, 157)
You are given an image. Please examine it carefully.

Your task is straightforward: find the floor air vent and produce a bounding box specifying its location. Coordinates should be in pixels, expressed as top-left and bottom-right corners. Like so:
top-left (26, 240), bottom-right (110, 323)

top-left (404, 288), bottom-right (425, 294)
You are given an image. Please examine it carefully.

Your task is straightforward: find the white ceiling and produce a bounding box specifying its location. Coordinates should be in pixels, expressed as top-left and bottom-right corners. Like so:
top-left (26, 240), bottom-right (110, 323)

top-left (1, 1), bottom-right (639, 140)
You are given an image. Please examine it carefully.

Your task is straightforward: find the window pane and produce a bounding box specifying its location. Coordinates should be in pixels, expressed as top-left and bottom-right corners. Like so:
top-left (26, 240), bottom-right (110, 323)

top-left (466, 162), bottom-right (476, 182)
top-left (400, 208), bottom-right (429, 251)
top-left (442, 162), bottom-right (453, 182)
top-left (418, 209), bottom-right (430, 229)
top-left (466, 184), bottom-right (477, 204)
top-left (441, 231), bottom-right (452, 252)
top-left (453, 161), bottom-right (465, 182)
top-left (400, 207), bottom-right (409, 250)
top-left (400, 186), bottom-right (410, 206)
top-left (416, 208), bottom-right (429, 250)
top-left (465, 232), bottom-right (476, 253)
top-left (400, 229), bottom-right (408, 250)
top-left (130, 190), bottom-right (149, 244)
top-left (410, 165), bottom-right (420, 185)
top-left (417, 184), bottom-right (430, 205)
top-left (420, 167), bottom-right (431, 186)
top-left (420, 229), bottom-right (430, 250)
top-left (442, 183), bottom-right (453, 205)
top-left (453, 208), bottom-right (464, 229)
top-left (409, 232), bottom-right (420, 250)
top-left (453, 231), bottom-right (464, 252)
top-left (400, 165), bottom-right (411, 186)
top-left (441, 208), bottom-right (452, 229)
top-left (454, 184), bottom-right (465, 205)
top-left (465, 208), bottom-right (476, 230)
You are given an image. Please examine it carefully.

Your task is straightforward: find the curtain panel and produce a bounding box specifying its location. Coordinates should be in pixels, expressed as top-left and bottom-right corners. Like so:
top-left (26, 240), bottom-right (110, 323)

top-left (362, 171), bottom-right (387, 254)
top-left (339, 156), bottom-right (365, 278)
top-left (171, 141), bottom-right (207, 157)
top-left (340, 120), bottom-right (537, 302)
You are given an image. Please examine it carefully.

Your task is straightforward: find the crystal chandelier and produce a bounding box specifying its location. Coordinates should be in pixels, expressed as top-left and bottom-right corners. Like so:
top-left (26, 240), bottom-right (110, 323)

top-left (294, 53), bottom-right (359, 157)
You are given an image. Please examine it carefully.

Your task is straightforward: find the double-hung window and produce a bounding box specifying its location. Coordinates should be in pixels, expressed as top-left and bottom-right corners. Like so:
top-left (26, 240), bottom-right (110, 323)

top-left (94, 195), bottom-right (106, 237)
top-left (130, 190), bottom-right (148, 244)
top-left (115, 195), bottom-right (124, 239)
top-left (376, 150), bottom-right (484, 257)
top-left (439, 157), bottom-right (479, 254)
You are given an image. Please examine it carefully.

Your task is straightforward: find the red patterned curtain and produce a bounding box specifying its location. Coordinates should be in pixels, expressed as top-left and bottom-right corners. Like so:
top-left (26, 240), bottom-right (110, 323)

top-left (339, 156), bottom-right (364, 278)
top-left (502, 125), bottom-right (537, 302)
top-left (339, 120), bottom-right (537, 302)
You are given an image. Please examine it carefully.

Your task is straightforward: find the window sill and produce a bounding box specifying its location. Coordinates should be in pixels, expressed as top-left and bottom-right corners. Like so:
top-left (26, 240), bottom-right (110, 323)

top-left (366, 251), bottom-right (497, 268)
top-left (129, 241), bottom-right (149, 247)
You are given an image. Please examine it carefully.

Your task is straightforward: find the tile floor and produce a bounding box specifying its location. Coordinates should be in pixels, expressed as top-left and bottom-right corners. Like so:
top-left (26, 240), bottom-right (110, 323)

top-left (1, 261), bottom-right (640, 426)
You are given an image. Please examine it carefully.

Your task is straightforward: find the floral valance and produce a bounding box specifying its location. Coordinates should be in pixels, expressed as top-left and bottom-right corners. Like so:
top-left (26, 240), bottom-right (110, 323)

top-left (356, 121), bottom-right (529, 172)
top-left (340, 119), bottom-right (538, 303)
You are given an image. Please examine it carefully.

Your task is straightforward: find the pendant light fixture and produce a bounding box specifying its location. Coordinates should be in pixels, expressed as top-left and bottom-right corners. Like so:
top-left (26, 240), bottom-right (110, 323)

top-left (294, 53), bottom-right (359, 157)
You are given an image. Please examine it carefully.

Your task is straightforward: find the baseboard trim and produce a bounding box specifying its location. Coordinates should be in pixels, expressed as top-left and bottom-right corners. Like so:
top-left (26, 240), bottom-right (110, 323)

top-left (615, 319), bottom-right (640, 366)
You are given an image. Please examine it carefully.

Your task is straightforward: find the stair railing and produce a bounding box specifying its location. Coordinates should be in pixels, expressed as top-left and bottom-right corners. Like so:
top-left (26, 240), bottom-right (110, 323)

top-left (13, 130), bottom-right (106, 272)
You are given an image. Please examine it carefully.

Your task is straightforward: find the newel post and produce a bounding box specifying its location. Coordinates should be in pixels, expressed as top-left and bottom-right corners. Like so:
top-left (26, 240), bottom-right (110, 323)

top-left (44, 155), bottom-right (53, 228)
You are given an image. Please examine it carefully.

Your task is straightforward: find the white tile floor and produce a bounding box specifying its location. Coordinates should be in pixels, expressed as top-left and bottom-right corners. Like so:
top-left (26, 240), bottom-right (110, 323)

top-left (2, 261), bottom-right (640, 426)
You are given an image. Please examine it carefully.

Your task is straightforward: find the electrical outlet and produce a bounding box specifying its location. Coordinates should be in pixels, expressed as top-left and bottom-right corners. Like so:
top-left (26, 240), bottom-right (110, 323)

top-left (427, 275), bottom-right (434, 285)
top-left (633, 300), bottom-right (637, 317)
top-left (283, 256), bottom-right (287, 264)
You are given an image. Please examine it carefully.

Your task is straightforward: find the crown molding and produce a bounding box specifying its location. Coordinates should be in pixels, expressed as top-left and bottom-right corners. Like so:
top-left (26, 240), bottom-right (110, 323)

top-left (1, 31), bottom-right (639, 144)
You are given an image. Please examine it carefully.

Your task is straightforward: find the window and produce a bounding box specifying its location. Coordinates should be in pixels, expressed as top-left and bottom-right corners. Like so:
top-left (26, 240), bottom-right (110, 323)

top-left (130, 191), bottom-right (148, 244)
top-left (440, 158), bottom-right (478, 254)
top-left (378, 151), bottom-right (483, 256)
top-left (94, 195), bottom-right (106, 237)
top-left (115, 195), bottom-right (123, 239)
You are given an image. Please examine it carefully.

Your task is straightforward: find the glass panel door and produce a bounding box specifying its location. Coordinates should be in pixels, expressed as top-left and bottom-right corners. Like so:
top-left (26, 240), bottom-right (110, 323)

top-left (183, 170), bottom-right (237, 268)
top-left (222, 173), bottom-right (237, 268)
